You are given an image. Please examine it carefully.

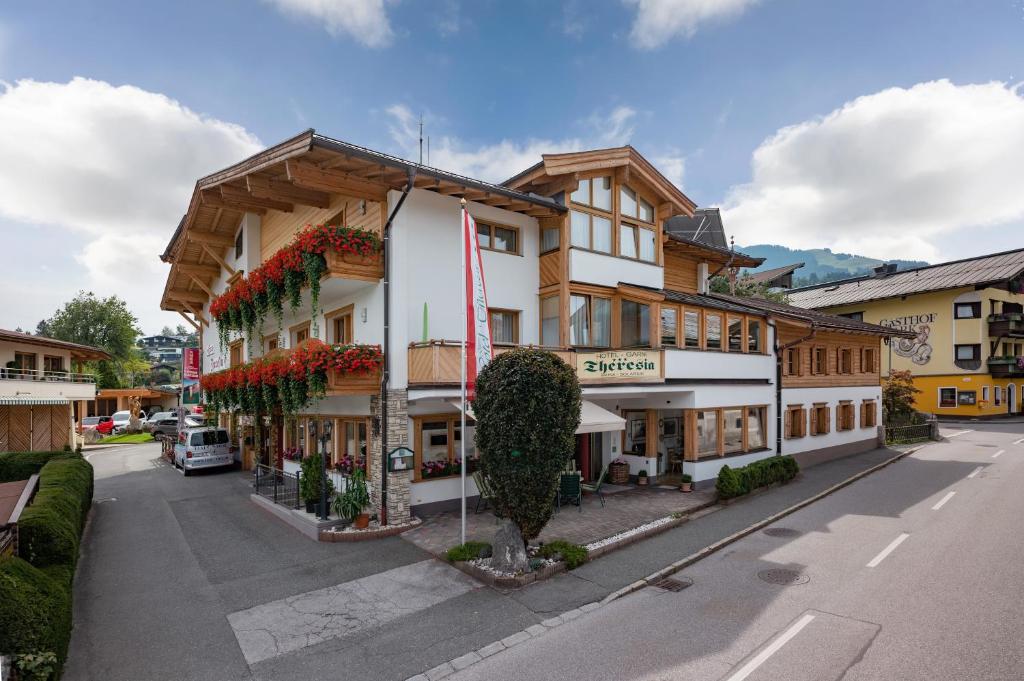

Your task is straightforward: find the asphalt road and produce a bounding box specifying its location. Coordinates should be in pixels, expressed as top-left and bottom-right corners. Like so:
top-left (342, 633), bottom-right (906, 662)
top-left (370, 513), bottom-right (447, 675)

top-left (449, 422), bottom-right (1024, 681)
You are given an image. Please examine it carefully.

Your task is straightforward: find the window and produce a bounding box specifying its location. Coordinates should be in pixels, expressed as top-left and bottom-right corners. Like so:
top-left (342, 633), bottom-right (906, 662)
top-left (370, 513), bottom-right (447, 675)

top-left (660, 307), bottom-right (677, 347)
top-left (541, 227), bottom-right (560, 252)
top-left (234, 228), bottom-right (243, 260)
top-left (958, 390), bottom-right (977, 406)
top-left (14, 352), bottom-right (36, 372)
top-left (624, 411), bottom-right (647, 455)
top-left (837, 402), bottom-right (855, 431)
top-left (683, 310), bottom-right (701, 349)
top-left (861, 400), bottom-right (877, 428)
top-left (619, 223), bottom-right (656, 262)
top-left (954, 302), bottom-right (981, 319)
top-left (696, 410), bottom-right (719, 459)
top-left (621, 300), bottom-right (650, 348)
top-left (571, 176), bottom-right (612, 211)
top-left (291, 322), bottom-right (310, 347)
top-left (838, 311), bottom-right (864, 321)
top-left (955, 344), bottom-right (980, 361)
top-left (747, 407), bottom-right (766, 449)
top-left (540, 295), bottom-right (560, 346)
top-left (619, 224), bottom-right (637, 258)
top-left (811, 404), bottom-right (830, 435)
top-left (571, 210), bottom-right (612, 253)
top-left (43, 355), bottom-right (64, 373)
top-left (619, 185), bottom-right (654, 223)
top-left (326, 306), bottom-right (353, 345)
top-left (813, 347), bottom-right (828, 375)
top-left (336, 419), bottom-right (369, 475)
top-left (568, 295), bottom-right (610, 347)
top-left (638, 228), bottom-right (656, 262)
top-left (839, 348), bottom-right (853, 374)
top-left (939, 387), bottom-right (957, 408)
top-left (705, 313), bottom-right (722, 350)
top-left (982, 386), bottom-right (990, 402)
top-left (489, 309), bottom-right (519, 345)
top-left (414, 415), bottom-right (477, 481)
top-left (723, 408), bottom-right (744, 454)
top-left (785, 406), bottom-right (806, 439)
top-left (862, 347), bottom-right (876, 373)
top-left (476, 220), bottom-right (519, 254)
top-left (995, 386), bottom-right (1002, 406)
top-left (747, 319), bottom-right (762, 353)
top-left (786, 347), bottom-right (801, 376)
top-left (727, 317), bottom-right (743, 352)
top-left (265, 334), bottom-right (279, 353)
top-left (229, 341), bottom-right (243, 368)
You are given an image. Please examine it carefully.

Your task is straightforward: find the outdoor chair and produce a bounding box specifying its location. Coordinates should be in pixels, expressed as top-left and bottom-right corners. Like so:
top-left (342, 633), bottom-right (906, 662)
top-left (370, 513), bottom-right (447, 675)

top-left (580, 466), bottom-right (607, 507)
top-left (557, 473), bottom-right (583, 512)
top-left (472, 470), bottom-right (494, 514)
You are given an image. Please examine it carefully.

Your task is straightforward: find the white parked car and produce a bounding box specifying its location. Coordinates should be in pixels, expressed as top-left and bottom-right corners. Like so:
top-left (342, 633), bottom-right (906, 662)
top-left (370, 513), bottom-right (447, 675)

top-left (173, 427), bottom-right (233, 476)
top-left (111, 409), bottom-right (148, 434)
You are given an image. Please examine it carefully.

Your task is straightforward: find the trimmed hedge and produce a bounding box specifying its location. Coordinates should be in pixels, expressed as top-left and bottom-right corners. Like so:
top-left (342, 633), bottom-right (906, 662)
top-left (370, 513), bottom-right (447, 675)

top-left (0, 451), bottom-right (72, 483)
top-left (18, 457), bottom-right (94, 572)
top-left (716, 456), bottom-right (799, 500)
top-left (0, 558), bottom-right (72, 670)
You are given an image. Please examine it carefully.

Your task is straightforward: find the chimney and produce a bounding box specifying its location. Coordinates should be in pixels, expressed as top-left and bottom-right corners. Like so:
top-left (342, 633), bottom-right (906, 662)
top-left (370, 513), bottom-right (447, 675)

top-left (872, 263), bottom-right (898, 277)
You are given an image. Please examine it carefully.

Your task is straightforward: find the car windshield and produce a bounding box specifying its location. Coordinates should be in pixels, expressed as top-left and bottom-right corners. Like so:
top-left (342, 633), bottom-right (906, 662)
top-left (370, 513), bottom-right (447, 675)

top-left (83, 417), bottom-right (100, 425)
top-left (112, 413), bottom-right (129, 421)
top-left (189, 430), bottom-right (229, 446)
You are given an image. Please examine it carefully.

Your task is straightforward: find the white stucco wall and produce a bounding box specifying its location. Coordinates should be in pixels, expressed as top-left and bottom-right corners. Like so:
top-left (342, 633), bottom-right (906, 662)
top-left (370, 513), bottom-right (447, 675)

top-left (0, 340), bottom-right (96, 400)
top-left (664, 348), bottom-right (774, 382)
top-left (780, 385), bottom-right (882, 456)
top-left (569, 249), bottom-right (664, 290)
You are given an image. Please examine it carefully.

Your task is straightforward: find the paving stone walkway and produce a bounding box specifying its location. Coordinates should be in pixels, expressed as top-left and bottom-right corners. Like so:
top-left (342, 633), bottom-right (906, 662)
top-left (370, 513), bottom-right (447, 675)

top-left (402, 484), bottom-right (716, 555)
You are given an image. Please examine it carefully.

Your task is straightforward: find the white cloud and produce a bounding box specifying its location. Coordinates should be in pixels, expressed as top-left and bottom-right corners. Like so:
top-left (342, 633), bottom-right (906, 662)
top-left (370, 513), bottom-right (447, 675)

top-left (721, 80), bottom-right (1024, 262)
top-left (435, 0), bottom-right (461, 37)
top-left (265, 0), bottom-right (394, 47)
top-left (625, 0), bottom-right (760, 49)
top-left (0, 77), bottom-right (262, 332)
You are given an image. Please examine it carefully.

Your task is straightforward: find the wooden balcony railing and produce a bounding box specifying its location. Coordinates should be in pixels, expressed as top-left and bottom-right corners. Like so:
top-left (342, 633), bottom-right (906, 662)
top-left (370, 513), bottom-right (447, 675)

top-left (324, 250), bottom-right (384, 283)
top-left (988, 313), bottom-right (1024, 339)
top-left (988, 356), bottom-right (1024, 378)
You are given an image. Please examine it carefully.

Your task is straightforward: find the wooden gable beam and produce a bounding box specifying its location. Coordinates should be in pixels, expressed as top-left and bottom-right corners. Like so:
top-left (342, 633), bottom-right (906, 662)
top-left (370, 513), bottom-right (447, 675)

top-left (462, 190), bottom-right (489, 201)
top-left (201, 243), bottom-right (236, 276)
top-left (183, 303), bottom-right (209, 327)
top-left (188, 230), bottom-right (235, 249)
top-left (175, 262), bottom-right (221, 278)
top-left (525, 208), bottom-right (555, 218)
top-left (188, 274), bottom-right (215, 298)
top-left (200, 190), bottom-right (267, 215)
top-left (246, 175), bottom-right (331, 208)
top-left (437, 184), bottom-right (466, 196)
top-left (286, 160), bottom-right (389, 202)
top-left (177, 311), bottom-right (201, 332)
top-left (166, 288), bottom-right (209, 304)
top-left (480, 196), bottom-right (515, 207)
top-left (220, 184), bottom-right (294, 213)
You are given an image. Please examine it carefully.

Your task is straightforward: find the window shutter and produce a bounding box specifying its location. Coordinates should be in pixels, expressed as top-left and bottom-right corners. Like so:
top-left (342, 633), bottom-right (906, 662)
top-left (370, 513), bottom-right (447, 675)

top-left (809, 408), bottom-right (817, 435)
top-left (859, 402), bottom-right (866, 426)
top-left (825, 406), bottom-right (832, 433)
top-left (784, 408), bottom-right (792, 439)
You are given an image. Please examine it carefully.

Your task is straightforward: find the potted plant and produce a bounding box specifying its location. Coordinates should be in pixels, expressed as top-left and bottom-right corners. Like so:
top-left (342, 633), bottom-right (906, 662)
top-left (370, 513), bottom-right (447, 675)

top-left (680, 473), bottom-right (693, 493)
top-left (609, 457), bottom-right (630, 484)
top-left (637, 469), bottom-right (649, 486)
top-left (299, 451), bottom-right (334, 514)
top-left (336, 469), bottom-right (371, 528)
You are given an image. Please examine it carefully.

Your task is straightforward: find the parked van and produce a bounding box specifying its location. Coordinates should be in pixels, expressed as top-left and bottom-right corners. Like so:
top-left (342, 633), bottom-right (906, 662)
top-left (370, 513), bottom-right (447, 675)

top-left (173, 427), bottom-right (233, 475)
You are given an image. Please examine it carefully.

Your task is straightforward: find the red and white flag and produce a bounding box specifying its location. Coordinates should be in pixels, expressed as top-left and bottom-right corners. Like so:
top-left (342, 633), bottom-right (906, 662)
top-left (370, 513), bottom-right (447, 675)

top-left (462, 208), bottom-right (492, 399)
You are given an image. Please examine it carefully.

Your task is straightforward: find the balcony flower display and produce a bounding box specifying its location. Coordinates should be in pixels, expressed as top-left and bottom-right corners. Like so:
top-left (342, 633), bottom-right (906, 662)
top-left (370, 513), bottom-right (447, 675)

top-left (200, 341), bottom-right (382, 414)
top-left (209, 224), bottom-right (382, 347)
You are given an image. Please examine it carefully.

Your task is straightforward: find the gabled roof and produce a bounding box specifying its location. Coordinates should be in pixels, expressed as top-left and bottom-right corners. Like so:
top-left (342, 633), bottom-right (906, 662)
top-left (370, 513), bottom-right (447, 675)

top-left (0, 329), bottom-right (110, 361)
top-left (744, 262), bottom-right (805, 285)
top-left (664, 208), bottom-right (729, 250)
top-left (788, 247), bottom-right (1024, 309)
top-left (663, 232), bottom-right (763, 268)
top-left (708, 293), bottom-right (915, 337)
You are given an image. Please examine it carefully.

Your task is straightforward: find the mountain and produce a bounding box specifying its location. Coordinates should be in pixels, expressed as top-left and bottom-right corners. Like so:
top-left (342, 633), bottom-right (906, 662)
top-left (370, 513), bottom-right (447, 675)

top-left (737, 244), bottom-right (929, 288)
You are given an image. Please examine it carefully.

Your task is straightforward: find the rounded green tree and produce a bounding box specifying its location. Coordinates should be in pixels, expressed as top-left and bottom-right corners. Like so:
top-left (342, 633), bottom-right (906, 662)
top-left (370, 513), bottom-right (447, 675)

top-left (474, 348), bottom-right (581, 571)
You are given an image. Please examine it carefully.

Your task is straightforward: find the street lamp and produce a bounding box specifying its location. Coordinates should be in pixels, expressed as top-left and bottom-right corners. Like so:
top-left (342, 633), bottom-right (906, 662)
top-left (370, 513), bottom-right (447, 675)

top-left (319, 419), bottom-right (333, 520)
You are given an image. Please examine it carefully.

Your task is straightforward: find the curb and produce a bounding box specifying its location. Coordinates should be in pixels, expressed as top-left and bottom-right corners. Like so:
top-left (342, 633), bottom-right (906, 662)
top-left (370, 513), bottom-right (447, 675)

top-left (402, 447), bottom-right (920, 681)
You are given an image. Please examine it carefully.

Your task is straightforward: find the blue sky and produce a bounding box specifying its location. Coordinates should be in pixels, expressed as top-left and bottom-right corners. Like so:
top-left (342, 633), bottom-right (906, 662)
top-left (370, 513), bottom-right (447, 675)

top-left (1, 0), bottom-right (1023, 332)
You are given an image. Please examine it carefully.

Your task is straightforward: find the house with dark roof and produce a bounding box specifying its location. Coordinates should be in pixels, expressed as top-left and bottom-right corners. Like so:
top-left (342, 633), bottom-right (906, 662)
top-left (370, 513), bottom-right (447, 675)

top-left (743, 262), bottom-right (805, 290)
top-left (788, 248), bottom-right (1024, 417)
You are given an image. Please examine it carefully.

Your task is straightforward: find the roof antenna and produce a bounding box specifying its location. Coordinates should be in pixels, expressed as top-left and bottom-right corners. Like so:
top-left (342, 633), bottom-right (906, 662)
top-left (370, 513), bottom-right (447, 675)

top-left (427, 136), bottom-right (430, 166)
top-left (418, 115), bottom-right (424, 164)
top-left (730, 235), bottom-right (735, 251)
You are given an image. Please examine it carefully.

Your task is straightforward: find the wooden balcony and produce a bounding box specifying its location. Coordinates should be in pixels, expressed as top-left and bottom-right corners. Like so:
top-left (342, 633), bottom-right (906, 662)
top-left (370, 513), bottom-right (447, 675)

top-left (988, 313), bottom-right (1024, 339)
top-left (988, 356), bottom-right (1024, 378)
top-left (324, 249), bottom-right (384, 283)
top-left (407, 341), bottom-right (664, 386)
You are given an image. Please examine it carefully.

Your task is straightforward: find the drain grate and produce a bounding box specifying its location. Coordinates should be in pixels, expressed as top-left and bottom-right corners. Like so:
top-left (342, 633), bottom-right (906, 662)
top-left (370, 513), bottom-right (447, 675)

top-left (653, 576), bottom-right (693, 592)
top-left (758, 569), bottom-right (809, 586)
top-left (763, 527), bottom-right (802, 538)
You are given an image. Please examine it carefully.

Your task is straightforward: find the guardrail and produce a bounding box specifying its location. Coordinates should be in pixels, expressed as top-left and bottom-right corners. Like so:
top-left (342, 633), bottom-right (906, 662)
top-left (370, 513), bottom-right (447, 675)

top-left (0, 367), bottom-right (96, 383)
top-left (884, 423), bottom-right (934, 445)
top-left (254, 464), bottom-right (301, 509)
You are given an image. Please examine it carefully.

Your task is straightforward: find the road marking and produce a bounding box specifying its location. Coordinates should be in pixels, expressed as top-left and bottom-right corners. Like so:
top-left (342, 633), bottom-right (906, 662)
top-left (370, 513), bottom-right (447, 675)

top-left (867, 533), bottom-right (910, 568)
top-left (992, 450), bottom-right (1005, 459)
top-left (725, 614), bottom-right (816, 681)
top-left (945, 429), bottom-right (973, 438)
top-left (1014, 438), bottom-right (1024, 445)
top-left (931, 491), bottom-right (956, 510)
top-left (967, 466), bottom-right (983, 479)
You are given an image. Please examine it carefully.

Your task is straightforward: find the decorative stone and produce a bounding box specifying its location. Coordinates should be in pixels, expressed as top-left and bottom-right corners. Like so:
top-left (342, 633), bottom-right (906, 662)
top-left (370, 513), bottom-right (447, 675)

top-left (490, 519), bottom-right (529, 574)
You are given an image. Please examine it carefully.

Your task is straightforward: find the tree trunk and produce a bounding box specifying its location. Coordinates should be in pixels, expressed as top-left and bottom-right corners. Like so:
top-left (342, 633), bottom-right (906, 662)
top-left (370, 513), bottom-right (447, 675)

top-left (491, 519), bottom-right (529, 574)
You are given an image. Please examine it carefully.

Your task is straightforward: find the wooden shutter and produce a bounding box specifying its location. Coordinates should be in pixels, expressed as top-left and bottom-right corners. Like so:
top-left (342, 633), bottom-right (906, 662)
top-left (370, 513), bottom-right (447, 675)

top-left (32, 406), bottom-right (51, 451)
top-left (784, 408), bottom-right (792, 439)
top-left (9, 406), bottom-right (31, 451)
top-left (824, 406), bottom-right (832, 434)
top-left (51, 404), bottom-right (70, 450)
top-left (809, 407), bottom-right (818, 436)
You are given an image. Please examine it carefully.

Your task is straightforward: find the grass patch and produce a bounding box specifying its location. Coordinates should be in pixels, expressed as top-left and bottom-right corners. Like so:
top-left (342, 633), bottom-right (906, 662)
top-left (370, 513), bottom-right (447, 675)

top-left (537, 540), bottom-right (589, 569)
top-left (98, 433), bottom-right (154, 444)
top-left (445, 541), bottom-right (492, 562)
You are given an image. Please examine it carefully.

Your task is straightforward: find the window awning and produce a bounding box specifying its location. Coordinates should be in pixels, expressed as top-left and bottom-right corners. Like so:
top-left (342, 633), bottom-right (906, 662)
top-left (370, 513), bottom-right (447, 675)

top-left (447, 399), bottom-right (625, 435)
top-left (0, 397), bottom-right (70, 406)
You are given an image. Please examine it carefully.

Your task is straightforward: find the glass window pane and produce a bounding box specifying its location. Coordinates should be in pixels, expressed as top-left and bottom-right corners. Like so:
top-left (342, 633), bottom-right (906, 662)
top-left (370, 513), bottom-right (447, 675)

top-left (592, 176), bottom-right (612, 211)
top-left (493, 226), bottom-right (516, 253)
top-left (571, 178), bottom-right (590, 205)
top-left (747, 319), bottom-right (761, 352)
top-left (490, 310), bottom-right (516, 344)
top-left (421, 421), bottom-right (450, 478)
top-left (541, 295), bottom-right (560, 346)
top-left (476, 222), bottom-right (491, 249)
top-left (747, 407), bottom-right (765, 449)
top-left (542, 227), bottom-right (560, 251)
top-left (706, 313), bottom-right (722, 349)
top-left (684, 311), bottom-right (700, 348)
top-left (638, 228), bottom-right (656, 262)
top-left (620, 186), bottom-right (637, 217)
top-left (620, 224), bottom-right (637, 258)
top-left (624, 411), bottom-right (647, 455)
top-left (639, 198), bottom-right (654, 223)
top-left (696, 411), bottom-right (718, 458)
top-left (592, 298), bottom-right (611, 347)
top-left (660, 307), bottom-right (677, 346)
top-left (728, 317), bottom-right (743, 352)
top-left (723, 409), bottom-right (744, 453)
top-left (592, 215), bottom-right (612, 253)
top-left (571, 210), bottom-right (590, 248)
top-left (569, 295), bottom-right (590, 346)
top-left (621, 300), bottom-right (650, 347)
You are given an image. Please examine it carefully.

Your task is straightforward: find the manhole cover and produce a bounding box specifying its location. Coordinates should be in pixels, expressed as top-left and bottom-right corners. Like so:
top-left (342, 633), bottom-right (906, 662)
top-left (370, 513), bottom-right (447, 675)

top-left (763, 527), bottom-right (802, 538)
top-left (652, 576), bottom-right (693, 592)
top-left (757, 569), bottom-right (809, 586)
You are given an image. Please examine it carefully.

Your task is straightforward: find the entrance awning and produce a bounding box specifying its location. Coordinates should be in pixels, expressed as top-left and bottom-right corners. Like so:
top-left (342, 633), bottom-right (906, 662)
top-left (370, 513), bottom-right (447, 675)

top-left (0, 397), bottom-right (70, 405)
top-left (447, 399), bottom-right (625, 435)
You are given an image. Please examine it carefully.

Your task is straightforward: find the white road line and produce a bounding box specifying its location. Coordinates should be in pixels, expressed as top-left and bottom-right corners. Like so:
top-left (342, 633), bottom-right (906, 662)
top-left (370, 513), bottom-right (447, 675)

top-left (725, 614), bottom-right (816, 681)
top-left (945, 429), bottom-right (974, 438)
top-left (1013, 437), bottom-right (1024, 445)
top-left (867, 533), bottom-right (910, 568)
top-left (931, 491), bottom-right (956, 511)
top-left (992, 450), bottom-right (1005, 459)
top-left (967, 466), bottom-right (983, 479)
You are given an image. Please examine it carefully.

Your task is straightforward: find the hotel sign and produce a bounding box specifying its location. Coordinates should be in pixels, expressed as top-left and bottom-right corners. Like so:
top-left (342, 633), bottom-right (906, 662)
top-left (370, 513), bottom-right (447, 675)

top-left (575, 350), bottom-right (663, 383)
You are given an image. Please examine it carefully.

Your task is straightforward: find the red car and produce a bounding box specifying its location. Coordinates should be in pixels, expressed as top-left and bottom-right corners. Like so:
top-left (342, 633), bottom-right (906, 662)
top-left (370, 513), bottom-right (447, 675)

top-left (96, 418), bottom-right (115, 435)
top-left (79, 416), bottom-right (114, 434)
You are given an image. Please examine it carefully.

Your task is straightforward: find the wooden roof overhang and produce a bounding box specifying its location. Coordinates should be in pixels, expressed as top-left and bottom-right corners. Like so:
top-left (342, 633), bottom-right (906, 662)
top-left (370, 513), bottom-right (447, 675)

top-left (662, 232), bottom-right (763, 269)
top-left (503, 146), bottom-right (698, 218)
top-left (0, 329), bottom-right (110, 361)
top-left (160, 130), bottom-right (567, 318)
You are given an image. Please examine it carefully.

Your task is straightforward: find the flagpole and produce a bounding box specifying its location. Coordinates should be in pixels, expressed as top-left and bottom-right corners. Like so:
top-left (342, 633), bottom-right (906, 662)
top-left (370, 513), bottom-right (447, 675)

top-left (459, 198), bottom-right (468, 546)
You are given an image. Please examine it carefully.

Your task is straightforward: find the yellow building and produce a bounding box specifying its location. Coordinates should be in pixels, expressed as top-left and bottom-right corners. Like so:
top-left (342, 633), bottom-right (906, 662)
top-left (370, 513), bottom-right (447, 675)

top-left (788, 249), bottom-right (1024, 418)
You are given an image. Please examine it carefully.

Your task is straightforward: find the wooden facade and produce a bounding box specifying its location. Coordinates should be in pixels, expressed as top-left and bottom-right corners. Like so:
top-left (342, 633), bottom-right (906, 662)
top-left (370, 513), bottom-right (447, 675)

top-left (778, 324), bottom-right (882, 388)
top-left (0, 404), bottom-right (71, 452)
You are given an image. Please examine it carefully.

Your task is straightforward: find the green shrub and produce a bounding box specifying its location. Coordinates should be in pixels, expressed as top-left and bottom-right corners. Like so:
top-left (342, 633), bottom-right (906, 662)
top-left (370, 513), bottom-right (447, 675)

top-left (445, 541), bottom-right (492, 562)
top-left (17, 457), bottom-right (94, 575)
top-left (716, 456), bottom-right (799, 500)
top-left (537, 540), bottom-right (589, 569)
top-left (716, 465), bottom-right (743, 499)
top-left (0, 451), bottom-right (73, 483)
top-left (299, 452), bottom-right (334, 503)
top-left (0, 557), bottom-right (73, 672)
